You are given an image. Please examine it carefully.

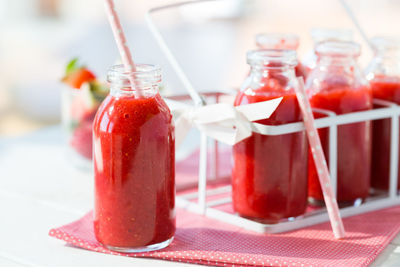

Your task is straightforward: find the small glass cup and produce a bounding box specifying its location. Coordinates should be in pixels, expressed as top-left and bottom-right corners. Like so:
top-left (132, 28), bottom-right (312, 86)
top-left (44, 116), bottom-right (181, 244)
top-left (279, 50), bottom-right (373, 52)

top-left (61, 82), bottom-right (108, 170)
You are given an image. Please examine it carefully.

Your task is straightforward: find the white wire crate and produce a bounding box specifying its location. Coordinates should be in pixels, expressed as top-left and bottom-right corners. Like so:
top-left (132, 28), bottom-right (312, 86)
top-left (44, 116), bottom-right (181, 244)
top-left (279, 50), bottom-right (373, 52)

top-left (171, 93), bottom-right (400, 233)
top-left (147, 0), bottom-right (400, 233)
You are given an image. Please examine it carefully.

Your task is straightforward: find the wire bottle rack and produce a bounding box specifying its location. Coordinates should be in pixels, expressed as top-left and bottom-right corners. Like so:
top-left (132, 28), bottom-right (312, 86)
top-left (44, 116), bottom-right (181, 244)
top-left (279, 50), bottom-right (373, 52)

top-left (146, 0), bottom-right (400, 233)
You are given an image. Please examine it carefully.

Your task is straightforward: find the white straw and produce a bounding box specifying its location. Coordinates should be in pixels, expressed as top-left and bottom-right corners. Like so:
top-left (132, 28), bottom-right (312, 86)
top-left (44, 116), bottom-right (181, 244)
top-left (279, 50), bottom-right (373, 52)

top-left (294, 78), bottom-right (346, 239)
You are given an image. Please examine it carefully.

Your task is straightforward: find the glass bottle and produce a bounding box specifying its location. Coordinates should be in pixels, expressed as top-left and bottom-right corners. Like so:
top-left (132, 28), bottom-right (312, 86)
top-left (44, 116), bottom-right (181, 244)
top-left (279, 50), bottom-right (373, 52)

top-left (93, 64), bottom-right (175, 252)
top-left (232, 49), bottom-right (308, 223)
top-left (302, 28), bottom-right (353, 74)
top-left (366, 37), bottom-right (400, 191)
top-left (306, 41), bottom-right (372, 205)
top-left (255, 33), bottom-right (307, 79)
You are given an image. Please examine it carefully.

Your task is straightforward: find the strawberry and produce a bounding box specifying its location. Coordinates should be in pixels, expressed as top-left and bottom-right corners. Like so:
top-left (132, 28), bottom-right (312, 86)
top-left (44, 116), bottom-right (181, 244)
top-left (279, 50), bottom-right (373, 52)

top-left (63, 69), bottom-right (96, 89)
top-left (62, 58), bottom-right (96, 89)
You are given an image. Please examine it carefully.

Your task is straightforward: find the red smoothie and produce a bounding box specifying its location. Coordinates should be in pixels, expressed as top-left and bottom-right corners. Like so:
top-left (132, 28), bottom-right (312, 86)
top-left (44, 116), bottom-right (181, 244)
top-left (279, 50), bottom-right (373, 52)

top-left (370, 77), bottom-right (400, 190)
top-left (308, 85), bottom-right (372, 202)
top-left (233, 75), bottom-right (308, 222)
top-left (93, 67), bottom-right (175, 250)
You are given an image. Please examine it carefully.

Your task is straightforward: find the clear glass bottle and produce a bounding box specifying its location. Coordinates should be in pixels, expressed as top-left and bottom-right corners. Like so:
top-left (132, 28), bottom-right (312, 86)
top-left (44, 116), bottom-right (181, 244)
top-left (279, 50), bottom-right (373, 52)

top-left (61, 81), bottom-right (108, 170)
top-left (306, 41), bottom-right (372, 205)
top-left (93, 64), bottom-right (175, 252)
top-left (302, 28), bottom-right (353, 74)
top-left (255, 33), bottom-right (306, 79)
top-left (232, 49), bottom-right (308, 222)
top-left (366, 37), bottom-right (400, 191)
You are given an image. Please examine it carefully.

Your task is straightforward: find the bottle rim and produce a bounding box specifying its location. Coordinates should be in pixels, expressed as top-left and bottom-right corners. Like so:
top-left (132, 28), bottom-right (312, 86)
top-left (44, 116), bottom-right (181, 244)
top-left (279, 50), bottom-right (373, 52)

top-left (311, 28), bottom-right (353, 43)
top-left (255, 33), bottom-right (299, 50)
top-left (247, 49), bottom-right (298, 67)
top-left (315, 41), bottom-right (361, 58)
top-left (107, 64), bottom-right (162, 86)
top-left (371, 36), bottom-right (400, 53)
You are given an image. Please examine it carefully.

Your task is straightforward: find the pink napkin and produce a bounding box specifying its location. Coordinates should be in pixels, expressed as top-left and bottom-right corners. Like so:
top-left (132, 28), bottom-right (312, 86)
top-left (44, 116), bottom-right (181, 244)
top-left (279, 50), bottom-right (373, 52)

top-left (175, 148), bottom-right (232, 191)
top-left (50, 149), bottom-right (400, 266)
top-left (50, 204), bottom-right (400, 267)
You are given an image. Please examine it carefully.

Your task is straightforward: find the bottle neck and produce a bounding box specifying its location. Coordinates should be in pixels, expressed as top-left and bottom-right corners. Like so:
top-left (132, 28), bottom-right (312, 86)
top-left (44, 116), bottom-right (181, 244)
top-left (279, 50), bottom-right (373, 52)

top-left (316, 55), bottom-right (358, 68)
top-left (109, 82), bottom-right (159, 97)
top-left (373, 49), bottom-right (400, 65)
top-left (247, 63), bottom-right (297, 94)
top-left (366, 50), bottom-right (400, 79)
top-left (314, 41), bottom-right (360, 69)
top-left (250, 63), bottom-right (296, 78)
top-left (309, 54), bottom-right (367, 91)
top-left (107, 64), bottom-right (161, 98)
top-left (247, 49), bottom-right (298, 78)
top-left (371, 37), bottom-right (400, 64)
top-left (245, 49), bottom-right (298, 93)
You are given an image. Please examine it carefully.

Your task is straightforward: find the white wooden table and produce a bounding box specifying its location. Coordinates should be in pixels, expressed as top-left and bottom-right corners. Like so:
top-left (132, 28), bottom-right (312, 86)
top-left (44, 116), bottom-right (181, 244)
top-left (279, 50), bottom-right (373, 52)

top-left (0, 126), bottom-right (197, 267)
top-left (0, 126), bottom-right (398, 267)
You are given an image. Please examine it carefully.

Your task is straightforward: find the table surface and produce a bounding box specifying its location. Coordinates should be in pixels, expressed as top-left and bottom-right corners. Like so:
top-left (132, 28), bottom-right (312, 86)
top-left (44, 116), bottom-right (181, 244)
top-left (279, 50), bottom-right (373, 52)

top-left (0, 126), bottom-right (399, 267)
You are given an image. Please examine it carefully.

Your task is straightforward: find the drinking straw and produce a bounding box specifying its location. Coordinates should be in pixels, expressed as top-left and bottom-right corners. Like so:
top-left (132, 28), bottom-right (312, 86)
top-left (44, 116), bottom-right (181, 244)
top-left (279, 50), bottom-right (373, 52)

top-left (104, 0), bottom-right (139, 94)
top-left (338, 0), bottom-right (374, 51)
top-left (294, 78), bottom-right (346, 239)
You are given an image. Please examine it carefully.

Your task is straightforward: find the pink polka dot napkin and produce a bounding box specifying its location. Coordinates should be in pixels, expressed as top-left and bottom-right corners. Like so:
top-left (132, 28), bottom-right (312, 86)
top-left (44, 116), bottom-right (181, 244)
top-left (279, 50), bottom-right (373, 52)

top-left (50, 204), bottom-right (400, 267)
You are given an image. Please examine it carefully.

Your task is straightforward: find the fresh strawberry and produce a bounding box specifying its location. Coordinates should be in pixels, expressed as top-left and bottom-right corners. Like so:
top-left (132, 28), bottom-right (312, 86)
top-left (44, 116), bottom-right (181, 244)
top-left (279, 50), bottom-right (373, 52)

top-left (62, 58), bottom-right (96, 89)
top-left (63, 68), bottom-right (96, 89)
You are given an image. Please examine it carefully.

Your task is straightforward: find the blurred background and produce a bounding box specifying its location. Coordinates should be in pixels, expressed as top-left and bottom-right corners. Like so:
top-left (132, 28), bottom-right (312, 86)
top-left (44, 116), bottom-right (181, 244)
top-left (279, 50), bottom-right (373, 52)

top-left (0, 0), bottom-right (399, 136)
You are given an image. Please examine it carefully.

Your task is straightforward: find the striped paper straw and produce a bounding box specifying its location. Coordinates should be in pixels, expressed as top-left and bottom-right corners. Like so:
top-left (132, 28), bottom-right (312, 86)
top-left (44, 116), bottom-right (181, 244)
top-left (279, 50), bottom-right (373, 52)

top-left (294, 78), bottom-right (346, 239)
top-left (104, 0), bottom-right (139, 94)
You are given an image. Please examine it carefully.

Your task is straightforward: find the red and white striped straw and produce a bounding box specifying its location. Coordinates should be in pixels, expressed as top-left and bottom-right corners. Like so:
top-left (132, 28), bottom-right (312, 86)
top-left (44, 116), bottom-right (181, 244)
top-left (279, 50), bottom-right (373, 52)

top-left (104, 0), bottom-right (139, 93)
top-left (294, 78), bottom-right (346, 239)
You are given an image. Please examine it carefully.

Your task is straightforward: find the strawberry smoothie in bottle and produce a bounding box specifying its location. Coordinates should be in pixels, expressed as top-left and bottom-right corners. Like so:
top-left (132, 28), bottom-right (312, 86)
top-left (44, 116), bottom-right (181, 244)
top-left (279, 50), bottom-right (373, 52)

top-left (93, 64), bottom-right (175, 252)
top-left (306, 41), bottom-right (372, 205)
top-left (366, 37), bottom-right (400, 191)
top-left (232, 49), bottom-right (308, 222)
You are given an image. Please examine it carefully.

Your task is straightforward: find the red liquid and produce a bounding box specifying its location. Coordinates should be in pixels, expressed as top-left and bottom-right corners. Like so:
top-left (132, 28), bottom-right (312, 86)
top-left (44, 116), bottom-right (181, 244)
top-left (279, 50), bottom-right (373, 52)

top-left (370, 77), bottom-right (400, 190)
top-left (232, 85), bottom-right (308, 222)
top-left (308, 86), bottom-right (372, 202)
top-left (70, 110), bottom-right (97, 159)
top-left (93, 93), bottom-right (175, 248)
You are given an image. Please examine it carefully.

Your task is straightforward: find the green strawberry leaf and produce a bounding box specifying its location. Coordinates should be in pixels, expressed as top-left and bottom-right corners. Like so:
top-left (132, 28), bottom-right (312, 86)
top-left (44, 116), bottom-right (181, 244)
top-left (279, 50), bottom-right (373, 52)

top-left (65, 58), bottom-right (80, 76)
top-left (89, 81), bottom-right (109, 102)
